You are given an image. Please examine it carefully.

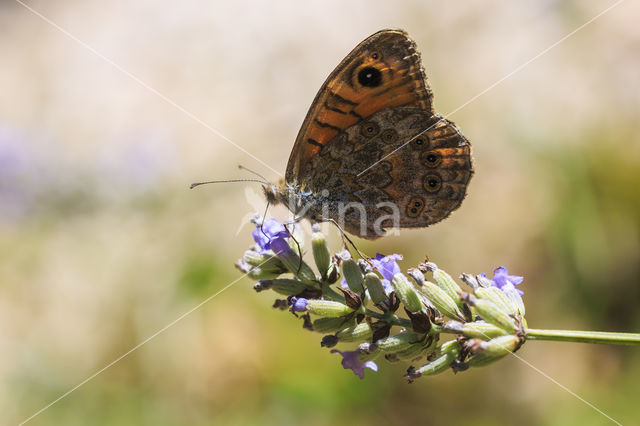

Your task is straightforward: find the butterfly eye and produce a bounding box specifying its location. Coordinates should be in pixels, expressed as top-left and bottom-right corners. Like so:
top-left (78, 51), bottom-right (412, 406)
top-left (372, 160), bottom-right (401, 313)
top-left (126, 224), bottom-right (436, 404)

top-left (357, 66), bottom-right (382, 87)
top-left (380, 129), bottom-right (398, 143)
top-left (406, 197), bottom-right (425, 217)
top-left (360, 121), bottom-right (380, 138)
top-left (423, 174), bottom-right (442, 193)
top-left (421, 151), bottom-right (442, 168)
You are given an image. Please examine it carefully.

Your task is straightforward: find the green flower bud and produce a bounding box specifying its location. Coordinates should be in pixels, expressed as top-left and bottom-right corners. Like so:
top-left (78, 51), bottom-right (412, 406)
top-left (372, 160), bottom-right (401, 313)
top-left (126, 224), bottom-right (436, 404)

top-left (336, 322), bottom-right (374, 342)
top-left (325, 261), bottom-right (339, 284)
top-left (467, 335), bottom-right (521, 367)
top-left (475, 286), bottom-right (515, 316)
top-left (312, 317), bottom-right (354, 333)
top-left (462, 320), bottom-right (509, 339)
top-left (306, 299), bottom-right (354, 317)
top-left (502, 285), bottom-right (526, 317)
top-left (420, 281), bottom-right (463, 320)
top-left (268, 278), bottom-right (312, 296)
top-left (376, 331), bottom-right (422, 353)
top-left (364, 273), bottom-right (387, 304)
top-left (243, 251), bottom-right (286, 273)
top-left (357, 343), bottom-right (381, 362)
top-left (387, 337), bottom-right (436, 362)
top-left (391, 273), bottom-right (424, 313)
top-left (424, 263), bottom-right (462, 305)
top-left (445, 320), bottom-right (509, 339)
top-left (407, 269), bottom-right (437, 311)
top-left (247, 267), bottom-right (281, 280)
top-left (460, 273), bottom-right (479, 290)
top-left (274, 245), bottom-right (317, 284)
top-left (481, 335), bottom-right (521, 356)
top-left (413, 340), bottom-right (460, 376)
top-left (311, 230), bottom-right (331, 278)
top-left (342, 259), bottom-right (364, 293)
top-left (463, 293), bottom-right (517, 333)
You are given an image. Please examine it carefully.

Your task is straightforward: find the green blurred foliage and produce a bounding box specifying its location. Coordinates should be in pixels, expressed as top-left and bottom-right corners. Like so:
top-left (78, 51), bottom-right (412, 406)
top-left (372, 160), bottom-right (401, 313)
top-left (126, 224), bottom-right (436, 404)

top-left (1, 0), bottom-right (639, 425)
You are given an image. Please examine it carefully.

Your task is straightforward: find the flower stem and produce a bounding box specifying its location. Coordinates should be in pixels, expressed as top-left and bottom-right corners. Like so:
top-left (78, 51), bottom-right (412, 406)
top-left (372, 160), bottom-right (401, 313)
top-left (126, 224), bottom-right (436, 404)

top-left (526, 328), bottom-right (640, 345)
top-left (364, 309), bottom-right (412, 328)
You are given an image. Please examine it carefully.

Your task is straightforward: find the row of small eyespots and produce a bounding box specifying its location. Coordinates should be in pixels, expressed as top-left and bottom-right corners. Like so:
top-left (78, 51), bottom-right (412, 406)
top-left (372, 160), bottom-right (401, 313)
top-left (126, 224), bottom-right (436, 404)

top-left (406, 173), bottom-right (467, 217)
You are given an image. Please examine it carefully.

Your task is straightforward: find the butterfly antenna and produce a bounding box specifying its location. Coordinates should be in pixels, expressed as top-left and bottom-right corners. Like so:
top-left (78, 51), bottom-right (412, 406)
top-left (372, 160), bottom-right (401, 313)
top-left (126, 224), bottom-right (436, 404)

top-left (238, 165), bottom-right (269, 182)
top-left (189, 178), bottom-right (268, 189)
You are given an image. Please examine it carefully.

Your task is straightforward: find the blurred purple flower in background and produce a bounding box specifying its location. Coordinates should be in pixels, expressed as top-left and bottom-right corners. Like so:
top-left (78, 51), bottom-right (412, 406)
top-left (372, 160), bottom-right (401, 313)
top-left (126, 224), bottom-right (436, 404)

top-left (0, 126), bottom-right (33, 221)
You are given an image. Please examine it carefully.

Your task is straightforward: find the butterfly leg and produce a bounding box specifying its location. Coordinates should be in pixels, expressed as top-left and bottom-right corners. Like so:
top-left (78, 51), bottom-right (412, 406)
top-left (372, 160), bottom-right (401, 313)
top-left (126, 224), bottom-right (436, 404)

top-left (283, 221), bottom-right (305, 275)
top-left (257, 200), bottom-right (272, 241)
top-left (318, 218), bottom-right (369, 261)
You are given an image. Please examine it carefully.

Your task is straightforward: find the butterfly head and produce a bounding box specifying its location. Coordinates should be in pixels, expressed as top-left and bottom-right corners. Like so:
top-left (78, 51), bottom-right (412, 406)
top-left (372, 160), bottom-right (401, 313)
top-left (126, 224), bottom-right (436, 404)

top-left (262, 180), bottom-right (325, 221)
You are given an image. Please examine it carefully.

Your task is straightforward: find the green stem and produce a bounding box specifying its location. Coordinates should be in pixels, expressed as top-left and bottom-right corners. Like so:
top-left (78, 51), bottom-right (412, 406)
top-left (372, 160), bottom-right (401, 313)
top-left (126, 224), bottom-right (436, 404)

top-left (526, 328), bottom-right (640, 345)
top-left (321, 283), bottom-right (345, 302)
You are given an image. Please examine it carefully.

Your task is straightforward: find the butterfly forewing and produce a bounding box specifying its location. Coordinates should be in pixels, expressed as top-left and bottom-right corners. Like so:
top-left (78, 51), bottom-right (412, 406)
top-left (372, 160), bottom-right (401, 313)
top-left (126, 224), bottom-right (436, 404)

top-left (285, 29), bottom-right (434, 182)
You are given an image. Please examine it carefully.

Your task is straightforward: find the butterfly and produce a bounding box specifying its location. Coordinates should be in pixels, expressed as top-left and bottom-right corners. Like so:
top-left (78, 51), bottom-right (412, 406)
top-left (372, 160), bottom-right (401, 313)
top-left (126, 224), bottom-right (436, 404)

top-left (263, 29), bottom-right (473, 240)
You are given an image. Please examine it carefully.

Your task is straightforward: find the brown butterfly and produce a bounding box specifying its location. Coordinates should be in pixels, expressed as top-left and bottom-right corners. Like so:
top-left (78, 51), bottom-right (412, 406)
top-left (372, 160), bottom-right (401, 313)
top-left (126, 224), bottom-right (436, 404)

top-left (266, 29), bottom-right (473, 239)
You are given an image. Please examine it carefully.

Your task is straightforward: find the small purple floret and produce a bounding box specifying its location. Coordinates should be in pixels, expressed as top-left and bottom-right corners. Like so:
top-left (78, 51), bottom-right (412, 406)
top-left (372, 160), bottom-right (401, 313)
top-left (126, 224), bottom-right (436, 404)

top-left (252, 218), bottom-right (290, 253)
top-left (485, 266), bottom-right (524, 296)
top-left (269, 234), bottom-right (292, 256)
top-left (330, 349), bottom-right (378, 379)
top-left (339, 277), bottom-right (349, 290)
top-left (292, 298), bottom-right (308, 312)
top-left (370, 253), bottom-right (402, 290)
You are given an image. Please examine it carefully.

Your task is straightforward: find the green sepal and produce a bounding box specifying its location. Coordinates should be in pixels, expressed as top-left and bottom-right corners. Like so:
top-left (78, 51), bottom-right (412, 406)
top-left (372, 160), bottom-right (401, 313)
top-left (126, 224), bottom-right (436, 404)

top-left (336, 322), bottom-right (373, 342)
top-left (274, 245), bottom-right (317, 284)
top-left (420, 281), bottom-right (463, 320)
top-left (427, 263), bottom-right (463, 306)
top-left (465, 294), bottom-right (517, 333)
top-left (364, 273), bottom-right (387, 305)
top-left (391, 273), bottom-right (424, 313)
top-left (414, 340), bottom-right (460, 376)
top-left (247, 267), bottom-right (281, 280)
top-left (467, 335), bottom-right (521, 367)
top-left (268, 278), bottom-right (313, 296)
top-left (475, 286), bottom-right (516, 316)
top-left (312, 317), bottom-right (355, 333)
top-left (342, 259), bottom-right (364, 294)
top-left (306, 299), bottom-right (354, 317)
top-left (311, 231), bottom-right (331, 278)
top-left (243, 250), bottom-right (286, 273)
top-left (472, 321), bottom-right (510, 339)
top-left (376, 331), bottom-right (423, 353)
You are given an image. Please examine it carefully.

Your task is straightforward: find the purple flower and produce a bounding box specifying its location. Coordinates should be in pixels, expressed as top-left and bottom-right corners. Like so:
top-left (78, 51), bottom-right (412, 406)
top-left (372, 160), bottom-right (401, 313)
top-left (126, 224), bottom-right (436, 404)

top-left (252, 218), bottom-right (290, 253)
top-left (330, 349), bottom-right (378, 379)
top-left (270, 235), bottom-right (294, 257)
top-left (484, 266), bottom-right (524, 296)
top-left (370, 253), bottom-right (403, 290)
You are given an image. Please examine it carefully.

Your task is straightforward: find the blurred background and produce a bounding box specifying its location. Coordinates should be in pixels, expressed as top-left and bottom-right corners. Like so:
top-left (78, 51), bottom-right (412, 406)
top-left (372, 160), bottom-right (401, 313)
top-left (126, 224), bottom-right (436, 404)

top-left (1, 0), bottom-right (639, 424)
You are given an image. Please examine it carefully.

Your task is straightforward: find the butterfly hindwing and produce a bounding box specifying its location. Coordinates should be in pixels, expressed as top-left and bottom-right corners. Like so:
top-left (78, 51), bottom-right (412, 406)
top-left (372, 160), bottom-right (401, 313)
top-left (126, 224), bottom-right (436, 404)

top-left (298, 106), bottom-right (471, 238)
